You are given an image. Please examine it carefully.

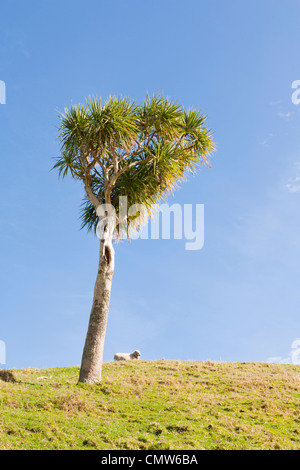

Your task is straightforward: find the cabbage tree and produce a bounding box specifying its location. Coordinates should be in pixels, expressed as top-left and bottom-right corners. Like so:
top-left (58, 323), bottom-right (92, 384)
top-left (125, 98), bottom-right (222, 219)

top-left (53, 95), bottom-right (214, 383)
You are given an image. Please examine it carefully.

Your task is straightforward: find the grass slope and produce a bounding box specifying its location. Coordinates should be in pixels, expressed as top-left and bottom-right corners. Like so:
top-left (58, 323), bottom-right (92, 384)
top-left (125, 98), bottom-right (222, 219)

top-left (0, 361), bottom-right (299, 450)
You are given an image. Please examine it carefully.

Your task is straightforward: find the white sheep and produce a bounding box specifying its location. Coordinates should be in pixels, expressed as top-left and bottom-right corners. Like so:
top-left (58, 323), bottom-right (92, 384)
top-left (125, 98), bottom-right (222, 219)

top-left (114, 350), bottom-right (141, 361)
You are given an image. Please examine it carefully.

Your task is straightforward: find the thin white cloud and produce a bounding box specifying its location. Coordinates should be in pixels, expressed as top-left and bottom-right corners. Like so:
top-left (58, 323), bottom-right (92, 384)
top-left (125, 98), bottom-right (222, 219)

top-left (267, 339), bottom-right (300, 365)
top-left (285, 163), bottom-right (300, 193)
top-left (16, 41), bottom-right (30, 58)
top-left (260, 133), bottom-right (274, 146)
top-left (278, 111), bottom-right (293, 119)
top-left (285, 181), bottom-right (300, 193)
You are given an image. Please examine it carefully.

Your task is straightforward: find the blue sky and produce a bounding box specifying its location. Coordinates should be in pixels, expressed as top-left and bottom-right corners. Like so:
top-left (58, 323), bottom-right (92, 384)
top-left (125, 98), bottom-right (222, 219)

top-left (0, 0), bottom-right (300, 369)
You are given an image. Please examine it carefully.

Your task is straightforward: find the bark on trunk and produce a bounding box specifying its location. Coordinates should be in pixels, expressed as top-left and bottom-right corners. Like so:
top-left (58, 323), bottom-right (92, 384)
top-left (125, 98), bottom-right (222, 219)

top-left (78, 237), bottom-right (115, 384)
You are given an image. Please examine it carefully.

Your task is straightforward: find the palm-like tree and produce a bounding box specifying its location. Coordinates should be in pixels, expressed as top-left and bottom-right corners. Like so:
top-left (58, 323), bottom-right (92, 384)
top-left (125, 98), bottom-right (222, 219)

top-left (53, 94), bottom-right (215, 384)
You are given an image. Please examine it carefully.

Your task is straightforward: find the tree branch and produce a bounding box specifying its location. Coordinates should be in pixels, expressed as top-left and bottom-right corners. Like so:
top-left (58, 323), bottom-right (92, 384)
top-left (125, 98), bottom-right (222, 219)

top-left (105, 152), bottom-right (156, 203)
top-left (79, 150), bottom-right (101, 210)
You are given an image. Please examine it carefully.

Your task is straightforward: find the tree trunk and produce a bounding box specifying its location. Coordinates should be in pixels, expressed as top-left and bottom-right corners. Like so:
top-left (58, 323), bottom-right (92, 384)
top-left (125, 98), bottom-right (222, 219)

top-left (78, 237), bottom-right (115, 384)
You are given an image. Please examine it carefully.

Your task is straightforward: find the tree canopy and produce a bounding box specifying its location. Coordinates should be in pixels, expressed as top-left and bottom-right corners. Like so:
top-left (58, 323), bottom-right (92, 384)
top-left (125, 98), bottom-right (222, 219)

top-left (53, 94), bottom-right (215, 236)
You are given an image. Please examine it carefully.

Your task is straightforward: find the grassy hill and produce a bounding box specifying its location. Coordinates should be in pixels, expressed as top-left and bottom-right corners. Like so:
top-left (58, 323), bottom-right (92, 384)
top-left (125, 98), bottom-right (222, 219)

top-left (0, 360), bottom-right (299, 450)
